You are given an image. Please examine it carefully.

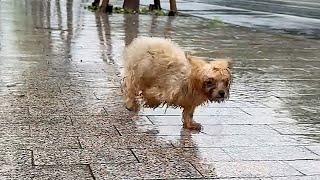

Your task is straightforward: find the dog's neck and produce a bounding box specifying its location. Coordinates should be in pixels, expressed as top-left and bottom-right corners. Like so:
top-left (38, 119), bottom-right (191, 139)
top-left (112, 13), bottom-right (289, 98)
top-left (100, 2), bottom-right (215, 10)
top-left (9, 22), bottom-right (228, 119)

top-left (181, 58), bottom-right (209, 105)
top-left (171, 57), bottom-right (210, 108)
top-left (188, 58), bottom-right (207, 90)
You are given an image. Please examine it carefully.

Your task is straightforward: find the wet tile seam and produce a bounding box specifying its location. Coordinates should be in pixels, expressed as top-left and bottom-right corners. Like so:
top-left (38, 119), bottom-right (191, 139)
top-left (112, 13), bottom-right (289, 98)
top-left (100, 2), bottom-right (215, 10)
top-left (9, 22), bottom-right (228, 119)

top-left (76, 136), bottom-right (83, 149)
top-left (129, 148), bottom-right (141, 163)
top-left (282, 161), bottom-right (306, 176)
top-left (113, 125), bottom-right (122, 136)
top-left (188, 162), bottom-right (205, 178)
top-left (238, 108), bottom-right (252, 116)
top-left (30, 150), bottom-right (35, 166)
top-left (102, 106), bottom-right (109, 115)
top-left (303, 146), bottom-right (320, 156)
top-left (93, 92), bottom-right (101, 100)
top-left (219, 147), bottom-right (236, 161)
top-left (145, 116), bottom-right (155, 125)
top-left (266, 124), bottom-right (283, 135)
top-left (87, 164), bottom-right (96, 180)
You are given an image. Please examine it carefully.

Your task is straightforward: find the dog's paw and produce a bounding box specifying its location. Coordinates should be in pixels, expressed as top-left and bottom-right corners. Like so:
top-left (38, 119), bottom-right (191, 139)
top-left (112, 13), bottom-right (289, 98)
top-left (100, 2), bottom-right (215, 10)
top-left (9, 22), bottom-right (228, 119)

top-left (125, 106), bottom-right (134, 111)
top-left (183, 122), bottom-right (202, 131)
top-left (125, 100), bottom-right (140, 112)
top-left (125, 105), bottom-right (139, 112)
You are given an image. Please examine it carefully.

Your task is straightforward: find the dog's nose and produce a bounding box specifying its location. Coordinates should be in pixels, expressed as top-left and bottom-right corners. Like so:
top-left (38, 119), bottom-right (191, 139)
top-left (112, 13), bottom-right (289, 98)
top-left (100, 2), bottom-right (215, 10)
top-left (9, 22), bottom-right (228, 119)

top-left (218, 90), bottom-right (225, 97)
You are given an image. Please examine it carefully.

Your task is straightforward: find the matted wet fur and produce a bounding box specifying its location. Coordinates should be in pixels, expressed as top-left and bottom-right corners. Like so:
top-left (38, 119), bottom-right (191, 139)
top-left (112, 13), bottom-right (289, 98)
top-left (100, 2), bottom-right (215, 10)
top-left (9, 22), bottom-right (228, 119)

top-left (122, 37), bottom-right (232, 130)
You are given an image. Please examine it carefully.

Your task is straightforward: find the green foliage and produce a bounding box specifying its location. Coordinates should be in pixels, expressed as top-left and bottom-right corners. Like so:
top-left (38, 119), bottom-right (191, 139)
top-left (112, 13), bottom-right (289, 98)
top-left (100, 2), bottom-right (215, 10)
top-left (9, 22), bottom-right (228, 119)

top-left (85, 5), bottom-right (98, 12)
top-left (139, 7), bottom-right (149, 14)
top-left (208, 18), bottom-right (225, 28)
top-left (153, 10), bottom-right (166, 16)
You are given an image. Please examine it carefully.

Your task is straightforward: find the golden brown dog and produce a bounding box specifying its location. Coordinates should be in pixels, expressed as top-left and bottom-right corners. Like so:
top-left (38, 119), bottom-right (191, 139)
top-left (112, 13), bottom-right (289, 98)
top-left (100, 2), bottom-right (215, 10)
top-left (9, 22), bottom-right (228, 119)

top-left (122, 37), bottom-right (232, 130)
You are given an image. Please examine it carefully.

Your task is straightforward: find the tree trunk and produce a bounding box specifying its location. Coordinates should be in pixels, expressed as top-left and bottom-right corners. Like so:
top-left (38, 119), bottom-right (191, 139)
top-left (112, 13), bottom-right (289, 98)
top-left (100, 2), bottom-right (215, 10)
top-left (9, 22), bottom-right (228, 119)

top-left (169, 0), bottom-right (177, 16)
top-left (100, 0), bottom-right (112, 13)
top-left (154, 0), bottom-right (161, 10)
top-left (92, 0), bottom-right (100, 7)
top-left (123, 0), bottom-right (140, 11)
top-left (100, 0), bottom-right (109, 10)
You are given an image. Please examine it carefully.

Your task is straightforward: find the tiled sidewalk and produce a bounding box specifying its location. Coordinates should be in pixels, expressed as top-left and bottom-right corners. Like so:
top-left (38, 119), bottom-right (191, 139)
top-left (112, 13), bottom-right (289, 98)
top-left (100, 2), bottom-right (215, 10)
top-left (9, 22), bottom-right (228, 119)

top-left (0, 0), bottom-right (320, 179)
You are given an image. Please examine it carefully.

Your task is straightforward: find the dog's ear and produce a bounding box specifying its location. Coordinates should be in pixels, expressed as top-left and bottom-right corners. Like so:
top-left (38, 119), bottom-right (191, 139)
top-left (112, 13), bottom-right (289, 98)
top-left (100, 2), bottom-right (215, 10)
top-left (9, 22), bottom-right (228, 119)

top-left (226, 59), bottom-right (233, 70)
top-left (185, 52), bottom-right (195, 62)
top-left (187, 54), bottom-right (209, 63)
top-left (211, 59), bottom-right (233, 70)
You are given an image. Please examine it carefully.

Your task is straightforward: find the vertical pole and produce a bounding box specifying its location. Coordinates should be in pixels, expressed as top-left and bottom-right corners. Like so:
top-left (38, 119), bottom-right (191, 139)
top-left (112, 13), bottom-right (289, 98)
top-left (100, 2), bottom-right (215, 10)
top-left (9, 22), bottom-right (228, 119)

top-left (168, 0), bottom-right (177, 16)
top-left (101, 0), bottom-right (109, 9)
top-left (123, 0), bottom-right (140, 12)
top-left (154, 0), bottom-right (161, 10)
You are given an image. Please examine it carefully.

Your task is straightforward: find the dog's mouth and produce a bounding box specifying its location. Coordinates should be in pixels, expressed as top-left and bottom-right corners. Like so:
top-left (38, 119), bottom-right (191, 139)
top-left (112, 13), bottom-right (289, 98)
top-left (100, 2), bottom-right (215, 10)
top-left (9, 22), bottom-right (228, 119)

top-left (209, 97), bottom-right (226, 103)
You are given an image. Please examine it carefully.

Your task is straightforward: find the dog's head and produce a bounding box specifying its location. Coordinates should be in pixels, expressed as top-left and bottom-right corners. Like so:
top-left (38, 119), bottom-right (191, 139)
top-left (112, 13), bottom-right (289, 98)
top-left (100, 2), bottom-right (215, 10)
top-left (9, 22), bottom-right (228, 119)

top-left (201, 59), bottom-right (232, 103)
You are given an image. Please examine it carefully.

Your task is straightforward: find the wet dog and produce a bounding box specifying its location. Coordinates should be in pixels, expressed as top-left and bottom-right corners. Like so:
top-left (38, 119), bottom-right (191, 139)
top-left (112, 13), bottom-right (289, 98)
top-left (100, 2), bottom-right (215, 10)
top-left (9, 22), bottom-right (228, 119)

top-left (122, 37), bottom-right (232, 130)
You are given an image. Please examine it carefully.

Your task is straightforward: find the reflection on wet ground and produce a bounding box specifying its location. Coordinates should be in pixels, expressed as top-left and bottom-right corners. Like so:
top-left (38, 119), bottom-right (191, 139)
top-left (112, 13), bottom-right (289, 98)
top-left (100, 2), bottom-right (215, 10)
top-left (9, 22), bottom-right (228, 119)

top-left (140, 0), bottom-right (320, 39)
top-left (0, 0), bottom-right (320, 178)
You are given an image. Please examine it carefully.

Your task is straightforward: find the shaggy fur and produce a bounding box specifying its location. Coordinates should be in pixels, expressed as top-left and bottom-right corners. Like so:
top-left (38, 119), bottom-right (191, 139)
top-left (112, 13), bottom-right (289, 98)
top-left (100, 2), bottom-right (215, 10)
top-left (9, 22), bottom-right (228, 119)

top-left (122, 37), bottom-right (232, 130)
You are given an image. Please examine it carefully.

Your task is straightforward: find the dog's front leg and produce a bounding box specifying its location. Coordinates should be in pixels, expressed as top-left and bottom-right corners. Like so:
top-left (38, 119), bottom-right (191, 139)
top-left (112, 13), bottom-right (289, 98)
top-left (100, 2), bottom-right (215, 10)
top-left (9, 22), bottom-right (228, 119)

top-left (182, 106), bottom-right (202, 131)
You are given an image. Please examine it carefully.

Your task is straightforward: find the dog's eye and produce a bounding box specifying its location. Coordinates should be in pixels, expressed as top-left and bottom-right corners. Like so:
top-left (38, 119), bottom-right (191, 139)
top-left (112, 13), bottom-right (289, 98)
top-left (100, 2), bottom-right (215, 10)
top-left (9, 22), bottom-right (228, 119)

top-left (224, 81), bottom-right (229, 87)
top-left (206, 80), bottom-right (216, 89)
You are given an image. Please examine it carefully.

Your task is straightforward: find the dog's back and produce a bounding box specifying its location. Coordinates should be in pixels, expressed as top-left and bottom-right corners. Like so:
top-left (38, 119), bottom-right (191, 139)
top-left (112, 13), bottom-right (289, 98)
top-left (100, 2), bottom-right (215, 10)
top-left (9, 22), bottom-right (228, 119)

top-left (124, 37), bottom-right (187, 69)
top-left (123, 37), bottom-right (191, 104)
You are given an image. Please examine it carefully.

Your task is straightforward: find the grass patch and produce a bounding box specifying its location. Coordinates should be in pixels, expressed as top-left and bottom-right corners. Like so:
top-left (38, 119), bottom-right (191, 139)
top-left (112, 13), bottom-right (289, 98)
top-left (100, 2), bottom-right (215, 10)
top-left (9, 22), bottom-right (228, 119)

top-left (85, 5), bottom-right (98, 12)
top-left (208, 18), bottom-right (225, 28)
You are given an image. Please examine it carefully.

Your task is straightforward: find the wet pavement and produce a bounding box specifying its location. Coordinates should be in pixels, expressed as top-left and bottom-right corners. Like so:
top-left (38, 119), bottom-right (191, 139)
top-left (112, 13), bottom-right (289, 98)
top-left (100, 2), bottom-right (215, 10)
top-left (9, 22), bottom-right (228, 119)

top-left (140, 0), bottom-right (320, 39)
top-left (1, 0), bottom-right (320, 179)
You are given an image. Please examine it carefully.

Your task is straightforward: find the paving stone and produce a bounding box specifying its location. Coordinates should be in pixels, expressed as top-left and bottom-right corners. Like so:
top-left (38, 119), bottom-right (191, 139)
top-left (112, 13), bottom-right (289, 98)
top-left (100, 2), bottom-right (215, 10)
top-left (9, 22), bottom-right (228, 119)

top-left (0, 136), bottom-right (80, 150)
top-left (33, 148), bottom-right (137, 166)
top-left (0, 150), bottom-right (32, 174)
top-left (91, 162), bottom-right (202, 179)
top-left (197, 107), bottom-right (250, 116)
top-left (286, 160), bottom-right (320, 175)
top-left (0, 106), bottom-right (29, 116)
top-left (0, 114), bottom-right (31, 124)
top-left (288, 135), bottom-right (320, 146)
top-left (222, 146), bottom-right (320, 161)
top-left (169, 134), bottom-right (302, 148)
top-left (305, 146), bottom-right (320, 156)
top-left (271, 175), bottom-right (320, 180)
top-left (71, 116), bottom-right (119, 136)
top-left (132, 147), bottom-right (233, 164)
top-left (140, 107), bottom-right (248, 116)
top-left (30, 124), bottom-right (77, 137)
top-left (28, 105), bottom-right (69, 116)
top-left (116, 124), bottom-right (279, 136)
top-left (71, 114), bottom-right (152, 127)
top-left (240, 107), bottom-right (289, 117)
top-left (207, 100), bottom-right (267, 108)
top-left (211, 161), bottom-right (302, 178)
top-left (1, 0), bottom-right (320, 178)
top-left (270, 124), bottom-right (320, 135)
top-left (0, 165), bottom-right (93, 180)
top-left (29, 116), bottom-right (73, 125)
top-left (0, 125), bottom-right (30, 137)
top-left (79, 134), bottom-right (172, 149)
top-left (147, 115), bottom-right (296, 125)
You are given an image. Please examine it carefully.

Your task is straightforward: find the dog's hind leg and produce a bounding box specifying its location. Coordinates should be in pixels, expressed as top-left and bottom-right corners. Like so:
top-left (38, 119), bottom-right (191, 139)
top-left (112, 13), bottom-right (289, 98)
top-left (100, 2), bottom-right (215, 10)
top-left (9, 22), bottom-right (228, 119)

top-left (182, 106), bottom-right (202, 131)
